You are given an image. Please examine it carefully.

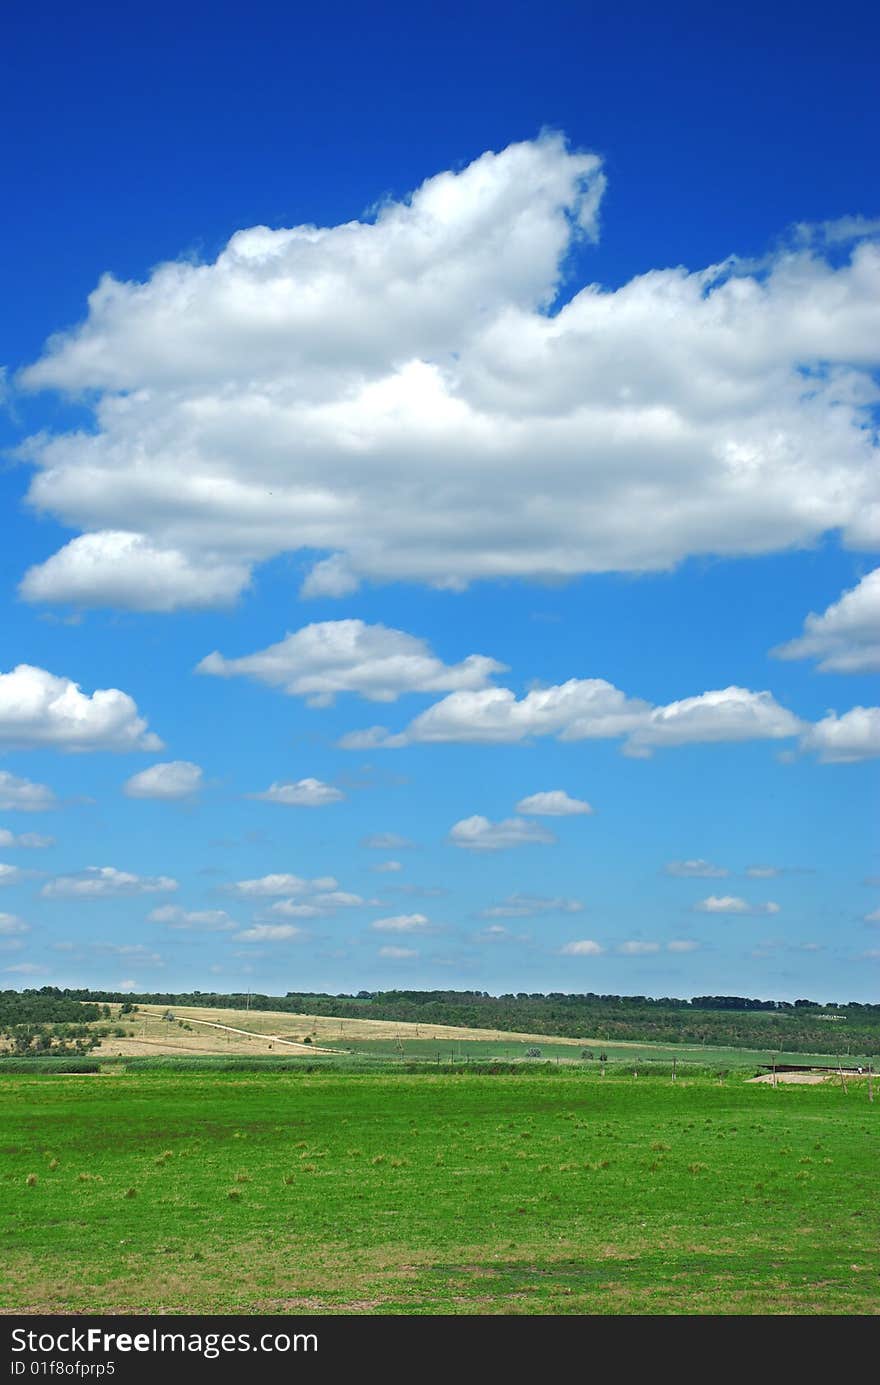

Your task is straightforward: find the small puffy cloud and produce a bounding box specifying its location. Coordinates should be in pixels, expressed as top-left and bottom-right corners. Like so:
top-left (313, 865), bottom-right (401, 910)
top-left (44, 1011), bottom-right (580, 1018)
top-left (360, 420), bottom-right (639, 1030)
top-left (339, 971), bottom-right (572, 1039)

top-left (667, 939), bottom-right (701, 953)
top-left (0, 665), bottom-right (162, 752)
top-left (378, 945), bottom-right (418, 959)
top-left (0, 830), bottom-right (54, 848)
top-left (233, 923), bottom-right (307, 942)
top-left (800, 706), bottom-right (880, 763)
top-left (694, 895), bottom-right (780, 915)
top-left (362, 833), bottom-right (412, 849)
top-left (370, 913), bottom-right (430, 933)
top-left (372, 860), bottom-right (403, 873)
top-left (20, 532), bottom-right (250, 612)
top-left (864, 909), bottom-right (880, 925)
top-left (225, 873), bottom-right (338, 898)
top-left (42, 866), bottom-right (178, 898)
top-left (197, 619), bottom-right (505, 706)
top-left (617, 940), bottom-right (661, 955)
top-left (123, 760), bottom-right (204, 800)
top-left (0, 864), bottom-right (26, 887)
top-left (480, 894), bottom-right (584, 918)
top-left (266, 892), bottom-right (365, 919)
top-left (4, 962), bottom-right (47, 976)
top-left (448, 815), bottom-right (557, 850)
top-left (745, 865), bottom-right (782, 878)
top-left (249, 778), bottom-right (344, 807)
top-left (772, 568), bottom-right (880, 673)
top-left (559, 939), bottom-right (605, 956)
top-left (664, 859), bottom-right (728, 878)
top-left (0, 771), bottom-right (57, 812)
top-left (148, 906), bottom-right (235, 932)
top-left (0, 914), bottom-right (29, 935)
top-left (515, 789), bottom-right (593, 816)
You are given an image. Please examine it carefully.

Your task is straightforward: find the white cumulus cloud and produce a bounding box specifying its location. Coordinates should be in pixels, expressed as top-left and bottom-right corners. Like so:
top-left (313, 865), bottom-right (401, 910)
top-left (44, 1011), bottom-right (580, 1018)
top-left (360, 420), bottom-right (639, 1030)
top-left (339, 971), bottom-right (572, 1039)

top-left (0, 914), bottom-right (29, 935)
top-left (694, 895), bottom-right (780, 915)
top-left (559, 939), bottom-right (605, 956)
top-left (225, 873), bottom-right (338, 898)
top-left (448, 815), bottom-right (557, 850)
top-left (0, 772), bottom-right (57, 812)
top-left (515, 789), bottom-right (593, 816)
top-left (0, 665), bottom-right (161, 752)
top-left (17, 136), bottom-right (880, 611)
top-left (370, 913), bottom-right (430, 933)
top-left (20, 532), bottom-right (250, 612)
top-left (800, 706), bottom-right (880, 762)
top-left (0, 865), bottom-right (26, 887)
top-left (378, 945), bottom-right (418, 959)
top-left (42, 866), bottom-right (178, 898)
top-left (248, 778), bottom-right (344, 806)
top-left (772, 568), bottom-right (880, 673)
top-left (147, 906), bottom-right (235, 931)
top-left (480, 894), bottom-right (584, 918)
top-left (664, 859), bottom-right (729, 878)
top-left (617, 940), bottom-right (661, 955)
top-left (0, 829), bottom-right (54, 848)
top-left (341, 680), bottom-right (802, 754)
top-left (233, 923), bottom-right (307, 943)
top-left (123, 761), bottom-right (204, 800)
top-left (197, 619), bottom-right (505, 705)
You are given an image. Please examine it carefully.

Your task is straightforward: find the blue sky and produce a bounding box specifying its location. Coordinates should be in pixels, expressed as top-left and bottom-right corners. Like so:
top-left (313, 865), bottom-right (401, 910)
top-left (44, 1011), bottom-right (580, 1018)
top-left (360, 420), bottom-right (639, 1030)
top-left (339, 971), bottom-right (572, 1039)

top-left (1, 0), bottom-right (878, 1001)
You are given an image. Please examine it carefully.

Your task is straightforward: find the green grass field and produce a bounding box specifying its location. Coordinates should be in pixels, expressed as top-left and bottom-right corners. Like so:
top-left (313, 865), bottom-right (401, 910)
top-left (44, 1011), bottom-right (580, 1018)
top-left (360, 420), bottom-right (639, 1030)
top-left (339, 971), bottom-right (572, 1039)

top-left (1, 1068), bottom-right (877, 1315)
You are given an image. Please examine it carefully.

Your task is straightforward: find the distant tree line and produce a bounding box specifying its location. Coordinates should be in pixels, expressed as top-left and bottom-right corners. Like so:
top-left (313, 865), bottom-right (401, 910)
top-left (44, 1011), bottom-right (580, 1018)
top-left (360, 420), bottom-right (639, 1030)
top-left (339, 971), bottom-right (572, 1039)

top-left (0, 990), bottom-right (105, 1056)
top-left (17, 985), bottom-right (879, 1056)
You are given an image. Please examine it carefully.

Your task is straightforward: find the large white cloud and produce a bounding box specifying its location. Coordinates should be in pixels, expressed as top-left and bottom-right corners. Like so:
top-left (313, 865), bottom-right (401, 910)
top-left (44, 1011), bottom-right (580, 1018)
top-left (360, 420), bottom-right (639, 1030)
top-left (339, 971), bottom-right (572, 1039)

top-left (17, 136), bottom-right (880, 611)
top-left (772, 568), bottom-right (880, 673)
top-left (0, 865), bottom-right (26, 887)
top-left (343, 679), bottom-right (802, 753)
top-left (0, 772), bottom-right (57, 812)
top-left (197, 619), bottom-right (505, 705)
top-left (448, 815), bottom-right (557, 850)
top-left (123, 761), bottom-right (204, 800)
top-left (800, 706), bottom-right (880, 762)
top-left (42, 866), bottom-right (178, 898)
top-left (0, 665), bottom-right (161, 752)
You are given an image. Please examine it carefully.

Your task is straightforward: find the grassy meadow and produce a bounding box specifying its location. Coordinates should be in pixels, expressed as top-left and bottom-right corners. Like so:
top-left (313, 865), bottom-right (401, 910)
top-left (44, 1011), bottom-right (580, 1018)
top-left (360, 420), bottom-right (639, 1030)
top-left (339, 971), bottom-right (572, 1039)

top-left (1, 1066), bottom-right (877, 1315)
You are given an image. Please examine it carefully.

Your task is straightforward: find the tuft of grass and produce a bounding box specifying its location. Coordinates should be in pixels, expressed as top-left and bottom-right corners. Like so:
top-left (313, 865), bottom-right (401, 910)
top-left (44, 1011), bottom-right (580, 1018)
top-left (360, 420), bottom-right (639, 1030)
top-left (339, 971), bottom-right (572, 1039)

top-left (25, 1174), bottom-right (37, 1187)
top-left (48, 1159), bottom-right (59, 1171)
top-left (227, 1189), bottom-right (242, 1201)
top-left (124, 1187), bottom-right (137, 1199)
top-left (651, 1141), bottom-right (671, 1152)
top-left (688, 1162), bottom-right (708, 1175)
top-left (371, 1154), bottom-right (386, 1166)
